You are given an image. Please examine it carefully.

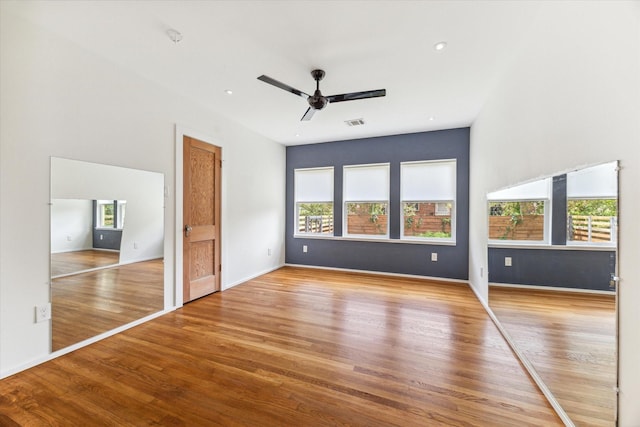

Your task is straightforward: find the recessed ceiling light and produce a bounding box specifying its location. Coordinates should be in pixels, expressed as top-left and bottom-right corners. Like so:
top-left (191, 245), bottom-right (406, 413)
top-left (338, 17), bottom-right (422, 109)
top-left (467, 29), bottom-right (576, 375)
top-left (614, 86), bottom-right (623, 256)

top-left (434, 41), bottom-right (447, 51)
top-left (429, 116), bottom-right (435, 121)
top-left (295, 133), bottom-right (300, 137)
top-left (224, 89), bottom-right (233, 95)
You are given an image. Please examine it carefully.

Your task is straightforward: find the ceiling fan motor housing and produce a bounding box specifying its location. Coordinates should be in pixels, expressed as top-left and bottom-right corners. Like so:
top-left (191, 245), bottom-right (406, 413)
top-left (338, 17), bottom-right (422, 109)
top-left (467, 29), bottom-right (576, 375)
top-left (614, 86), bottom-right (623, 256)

top-left (309, 90), bottom-right (328, 110)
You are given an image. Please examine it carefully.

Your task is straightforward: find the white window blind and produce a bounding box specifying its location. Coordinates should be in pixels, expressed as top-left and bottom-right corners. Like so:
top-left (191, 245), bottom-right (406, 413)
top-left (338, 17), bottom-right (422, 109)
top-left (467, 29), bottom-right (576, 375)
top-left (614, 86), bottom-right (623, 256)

top-left (567, 161), bottom-right (617, 198)
top-left (487, 177), bottom-right (551, 201)
top-left (295, 167), bottom-right (334, 202)
top-left (343, 164), bottom-right (389, 201)
top-left (401, 160), bottom-right (456, 201)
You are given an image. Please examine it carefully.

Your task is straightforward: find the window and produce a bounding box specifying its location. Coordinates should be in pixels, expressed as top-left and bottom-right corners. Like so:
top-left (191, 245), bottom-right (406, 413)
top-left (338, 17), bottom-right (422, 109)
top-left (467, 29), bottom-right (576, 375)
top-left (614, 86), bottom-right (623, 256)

top-left (401, 160), bottom-right (456, 241)
top-left (343, 164), bottom-right (390, 237)
top-left (294, 167), bottom-right (334, 235)
top-left (96, 200), bottom-right (126, 229)
top-left (567, 161), bottom-right (617, 245)
top-left (487, 178), bottom-right (551, 243)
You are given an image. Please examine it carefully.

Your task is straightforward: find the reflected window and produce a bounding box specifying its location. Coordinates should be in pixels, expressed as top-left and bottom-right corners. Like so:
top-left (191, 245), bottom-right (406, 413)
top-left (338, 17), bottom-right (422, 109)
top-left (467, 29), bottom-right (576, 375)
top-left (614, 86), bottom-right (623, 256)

top-left (489, 201), bottom-right (546, 241)
top-left (567, 199), bottom-right (617, 243)
top-left (96, 200), bottom-right (126, 229)
top-left (487, 177), bottom-right (551, 244)
top-left (566, 161), bottom-right (618, 245)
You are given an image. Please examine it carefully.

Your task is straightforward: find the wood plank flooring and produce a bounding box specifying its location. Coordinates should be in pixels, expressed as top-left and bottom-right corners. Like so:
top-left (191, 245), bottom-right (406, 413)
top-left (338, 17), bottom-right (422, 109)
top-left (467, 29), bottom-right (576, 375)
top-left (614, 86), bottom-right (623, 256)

top-left (489, 286), bottom-right (616, 427)
top-left (51, 258), bottom-right (164, 351)
top-left (51, 249), bottom-right (120, 277)
top-left (2, 267), bottom-right (561, 426)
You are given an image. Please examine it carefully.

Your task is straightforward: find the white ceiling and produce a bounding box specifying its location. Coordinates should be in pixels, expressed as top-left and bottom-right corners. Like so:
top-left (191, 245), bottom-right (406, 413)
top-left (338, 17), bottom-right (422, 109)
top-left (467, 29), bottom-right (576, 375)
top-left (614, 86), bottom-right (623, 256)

top-left (4, 0), bottom-right (546, 145)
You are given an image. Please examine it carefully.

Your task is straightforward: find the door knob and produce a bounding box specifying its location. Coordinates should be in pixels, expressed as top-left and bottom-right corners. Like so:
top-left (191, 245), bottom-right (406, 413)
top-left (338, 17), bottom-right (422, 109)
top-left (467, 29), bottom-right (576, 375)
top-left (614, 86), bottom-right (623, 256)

top-left (185, 225), bottom-right (192, 237)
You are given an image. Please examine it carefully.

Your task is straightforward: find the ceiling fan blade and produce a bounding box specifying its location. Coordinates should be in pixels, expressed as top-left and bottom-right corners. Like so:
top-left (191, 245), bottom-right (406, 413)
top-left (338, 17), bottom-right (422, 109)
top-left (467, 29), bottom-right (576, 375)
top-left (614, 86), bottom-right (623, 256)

top-left (301, 107), bottom-right (316, 121)
top-left (257, 75), bottom-right (310, 99)
top-left (327, 89), bottom-right (386, 103)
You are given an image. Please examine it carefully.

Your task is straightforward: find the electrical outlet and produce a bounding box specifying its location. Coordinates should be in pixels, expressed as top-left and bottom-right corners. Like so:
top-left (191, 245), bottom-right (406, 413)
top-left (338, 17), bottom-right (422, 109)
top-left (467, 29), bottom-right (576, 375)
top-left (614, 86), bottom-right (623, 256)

top-left (480, 267), bottom-right (484, 277)
top-left (100, 234), bottom-right (104, 240)
top-left (505, 257), bottom-right (512, 267)
top-left (268, 248), bottom-right (272, 256)
top-left (134, 242), bottom-right (138, 249)
top-left (303, 245), bottom-right (308, 253)
top-left (431, 252), bottom-right (438, 262)
top-left (35, 303), bottom-right (51, 323)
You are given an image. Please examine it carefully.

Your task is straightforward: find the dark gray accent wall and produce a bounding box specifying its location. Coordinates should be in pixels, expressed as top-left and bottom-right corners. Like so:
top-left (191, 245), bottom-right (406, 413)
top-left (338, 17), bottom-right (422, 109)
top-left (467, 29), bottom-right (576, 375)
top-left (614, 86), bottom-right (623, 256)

top-left (488, 247), bottom-right (615, 292)
top-left (489, 170), bottom-right (615, 292)
top-left (551, 174), bottom-right (567, 245)
top-left (92, 200), bottom-right (122, 251)
top-left (93, 228), bottom-right (122, 250)
top-left (286, 128), bottom-right (470, 280)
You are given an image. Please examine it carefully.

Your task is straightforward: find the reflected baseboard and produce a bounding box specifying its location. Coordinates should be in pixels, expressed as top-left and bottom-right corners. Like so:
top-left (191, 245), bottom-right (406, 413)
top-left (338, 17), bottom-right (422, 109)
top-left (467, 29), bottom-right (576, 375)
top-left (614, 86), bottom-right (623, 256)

top-left (51, 256), bottom-right (164, 279)
top-left (0, 308), bottom-right (175, 381)
top-left (489, 282), bottom-right (615, 295)
top-left (468, 281), bottom-right (575, 427)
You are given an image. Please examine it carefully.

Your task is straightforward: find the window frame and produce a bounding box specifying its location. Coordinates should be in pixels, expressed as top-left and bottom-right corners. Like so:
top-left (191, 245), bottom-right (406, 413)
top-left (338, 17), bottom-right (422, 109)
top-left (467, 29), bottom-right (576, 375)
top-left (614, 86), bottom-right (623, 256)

top-left (294, 167), bottom-right (335, 237)
top-left (566, 197), bottom-right (617, 247)
top-left (343, 163), bottom-right (390, 239)
top-left (487, 198), bottom-right (551, 245)
top-left (400, 160), bottom-right (457, 243)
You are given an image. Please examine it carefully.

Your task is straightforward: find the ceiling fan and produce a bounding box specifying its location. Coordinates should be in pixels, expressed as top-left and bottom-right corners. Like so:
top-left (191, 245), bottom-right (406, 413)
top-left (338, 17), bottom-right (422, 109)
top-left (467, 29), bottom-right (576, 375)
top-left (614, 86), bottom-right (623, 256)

top-left (257, 69), bottom-right (386, 121)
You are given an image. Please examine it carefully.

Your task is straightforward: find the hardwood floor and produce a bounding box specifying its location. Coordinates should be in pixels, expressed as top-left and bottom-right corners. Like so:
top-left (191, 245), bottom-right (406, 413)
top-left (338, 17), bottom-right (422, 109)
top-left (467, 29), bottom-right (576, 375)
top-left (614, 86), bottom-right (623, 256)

top-left (51, 258), bottom-right (164, 351)
top-left (490, 286), bottom-right (616, 427)
top-left (2, 267), bottom-right (561, 426)
top-left (51, 249), bottom-right (120, 277)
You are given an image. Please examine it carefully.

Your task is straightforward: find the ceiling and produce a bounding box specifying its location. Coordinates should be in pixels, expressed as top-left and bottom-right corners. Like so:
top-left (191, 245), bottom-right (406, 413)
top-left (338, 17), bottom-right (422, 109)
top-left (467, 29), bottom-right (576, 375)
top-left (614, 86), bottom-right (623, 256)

top-left (4, 0), bottom-right (546, 145)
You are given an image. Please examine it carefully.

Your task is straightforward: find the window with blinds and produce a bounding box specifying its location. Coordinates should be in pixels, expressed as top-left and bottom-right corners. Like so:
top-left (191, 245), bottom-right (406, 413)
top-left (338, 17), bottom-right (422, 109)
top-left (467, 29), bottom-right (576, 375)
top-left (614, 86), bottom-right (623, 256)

top-left (294, 167), bottom-right (334, 235)
top-left (343, 163), bottom-right (390, 237)
top-left (400, 160), bottom-right (456, 241)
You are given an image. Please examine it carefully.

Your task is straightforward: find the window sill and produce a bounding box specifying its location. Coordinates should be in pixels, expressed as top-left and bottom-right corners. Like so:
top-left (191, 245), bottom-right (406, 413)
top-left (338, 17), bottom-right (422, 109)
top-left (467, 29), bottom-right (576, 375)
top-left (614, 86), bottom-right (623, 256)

top-left (294, 234), bottom-right (456, 246)
top-left (488, 241), bottom-right (616, 251)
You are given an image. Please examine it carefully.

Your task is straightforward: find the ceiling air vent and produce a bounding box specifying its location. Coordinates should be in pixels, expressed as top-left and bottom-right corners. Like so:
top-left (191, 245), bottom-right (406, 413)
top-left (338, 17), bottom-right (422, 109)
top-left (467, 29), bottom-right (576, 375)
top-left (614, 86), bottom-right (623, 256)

top-left (344, 118), bottom-right (365, 127)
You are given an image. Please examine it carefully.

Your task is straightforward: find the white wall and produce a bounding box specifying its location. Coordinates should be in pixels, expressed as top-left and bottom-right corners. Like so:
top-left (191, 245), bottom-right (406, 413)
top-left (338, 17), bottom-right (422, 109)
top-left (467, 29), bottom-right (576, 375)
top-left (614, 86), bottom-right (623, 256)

top-left (0, 9), bottom-right (285, 376)
top-left (51, 157), bottom-right (164, 264)
top-left (469, 2), bottom-right (640, 425)
top-left (50, 199), bottom-right (93, 254)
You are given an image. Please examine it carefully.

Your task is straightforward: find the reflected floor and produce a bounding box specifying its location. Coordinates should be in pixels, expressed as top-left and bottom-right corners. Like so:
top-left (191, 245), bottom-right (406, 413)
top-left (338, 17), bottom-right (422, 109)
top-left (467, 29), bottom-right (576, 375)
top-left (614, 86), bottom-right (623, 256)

top-left (52, 259), bottom-right (164, 351)
top-left (51, 249), bottom-right (120, 277)
top-left (490, 286), bottom-right (616, 427)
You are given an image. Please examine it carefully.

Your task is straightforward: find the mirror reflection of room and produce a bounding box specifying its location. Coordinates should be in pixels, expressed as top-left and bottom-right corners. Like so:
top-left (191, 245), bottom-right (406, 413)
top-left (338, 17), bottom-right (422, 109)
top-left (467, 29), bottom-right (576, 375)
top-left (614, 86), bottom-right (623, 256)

top-left (487, 161), bottom-right (618, 427)
top-left (50, 158), bottom-right (165, 352)
top-left (51, 199), bottom-right (125, 277)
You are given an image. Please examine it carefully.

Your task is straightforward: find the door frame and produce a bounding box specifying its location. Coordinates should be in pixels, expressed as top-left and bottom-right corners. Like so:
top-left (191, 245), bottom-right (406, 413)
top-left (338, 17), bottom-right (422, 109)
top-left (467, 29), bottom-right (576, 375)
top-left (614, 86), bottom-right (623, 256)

top-left (175, 125), bottom-right (223, 307)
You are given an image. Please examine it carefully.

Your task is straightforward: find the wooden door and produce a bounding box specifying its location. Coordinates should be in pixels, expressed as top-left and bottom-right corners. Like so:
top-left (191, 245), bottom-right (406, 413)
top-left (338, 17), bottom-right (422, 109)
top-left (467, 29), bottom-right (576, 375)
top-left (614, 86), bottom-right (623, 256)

top-left (183, 136), bottom-right (221, 303)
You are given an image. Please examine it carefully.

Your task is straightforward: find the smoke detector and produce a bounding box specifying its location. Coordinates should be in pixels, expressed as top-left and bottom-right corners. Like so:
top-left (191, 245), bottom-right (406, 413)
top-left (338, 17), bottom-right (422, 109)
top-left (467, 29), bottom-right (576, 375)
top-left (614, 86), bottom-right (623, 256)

top-left (167, 29), bottom-right (183, 43)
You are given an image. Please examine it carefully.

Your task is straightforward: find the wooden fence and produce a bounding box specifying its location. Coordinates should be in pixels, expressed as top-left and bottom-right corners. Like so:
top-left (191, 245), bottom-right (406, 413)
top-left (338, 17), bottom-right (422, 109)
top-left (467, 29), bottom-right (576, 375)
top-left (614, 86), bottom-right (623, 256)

top-left (489, 215), bottom-right (544, 241)
top-left (568, 215), bottom-right (616, 242)
top-left (298, 215), bottom-right (333, 234)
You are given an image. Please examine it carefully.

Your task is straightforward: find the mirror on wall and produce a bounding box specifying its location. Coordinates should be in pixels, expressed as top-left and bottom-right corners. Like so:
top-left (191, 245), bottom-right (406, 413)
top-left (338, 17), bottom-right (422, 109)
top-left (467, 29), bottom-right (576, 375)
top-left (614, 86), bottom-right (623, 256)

top-left (487, 161), bottom-right (618, 426)
top-left (50, 157), bottom-right (165, 351)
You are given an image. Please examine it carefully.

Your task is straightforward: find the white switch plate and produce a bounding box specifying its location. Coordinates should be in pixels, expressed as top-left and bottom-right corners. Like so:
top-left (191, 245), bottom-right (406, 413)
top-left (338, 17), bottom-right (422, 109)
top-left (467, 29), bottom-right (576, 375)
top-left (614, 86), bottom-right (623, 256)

top-left (505, 257), bottom-right (512, 267)
top-left (431, 253), bottom-right (438, 262)
top-left (303, 245), bottom-right (308, 253)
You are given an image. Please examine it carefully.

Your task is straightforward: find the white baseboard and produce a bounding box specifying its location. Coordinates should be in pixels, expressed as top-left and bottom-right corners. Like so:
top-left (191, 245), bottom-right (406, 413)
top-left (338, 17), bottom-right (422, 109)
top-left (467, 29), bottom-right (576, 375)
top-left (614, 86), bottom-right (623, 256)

top-left (284, 263), bottom-right (469, 285)
top-left (222, 263), bottom-right (286, 290)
